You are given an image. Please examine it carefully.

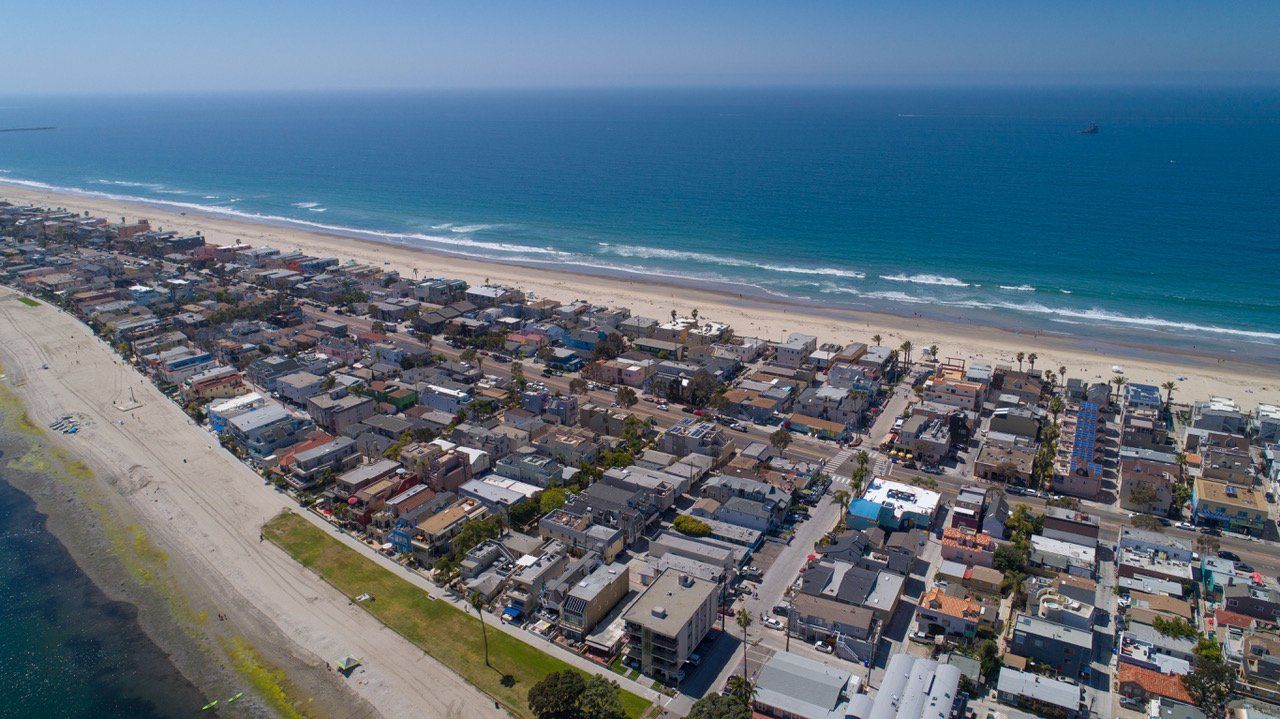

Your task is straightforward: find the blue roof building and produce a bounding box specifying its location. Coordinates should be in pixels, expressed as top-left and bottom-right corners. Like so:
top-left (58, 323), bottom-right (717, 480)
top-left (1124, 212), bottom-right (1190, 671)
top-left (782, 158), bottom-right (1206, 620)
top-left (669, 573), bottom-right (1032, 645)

top-left (847, 498), bottom-right (890, 530)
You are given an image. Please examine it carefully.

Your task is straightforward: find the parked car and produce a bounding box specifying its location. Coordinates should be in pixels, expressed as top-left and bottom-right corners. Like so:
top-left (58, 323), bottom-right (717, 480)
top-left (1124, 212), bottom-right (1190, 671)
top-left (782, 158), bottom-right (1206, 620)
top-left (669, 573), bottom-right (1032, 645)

top-left (686, 653), bottom-right (702, 667)
top-left (1176, 522), bottom-right (1195, 531)
top-left (814, 641), bottom-right (833, 654)
top-left (1218, 550), bottom-right (1242, 562)
top-left (1236, 562), bottom-right (1254, 572)
top-left (763, 617), bottom-right (784, 630)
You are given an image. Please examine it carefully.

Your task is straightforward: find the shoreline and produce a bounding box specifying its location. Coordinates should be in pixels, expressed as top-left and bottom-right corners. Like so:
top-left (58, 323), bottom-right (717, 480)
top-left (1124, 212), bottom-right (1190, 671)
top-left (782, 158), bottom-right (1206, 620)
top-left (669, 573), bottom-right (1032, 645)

top-left (0, 358), bottom-right (347, 719)
top-left (3, 182), bottom-right (1277, 405)
top-left (0, 289), bottom-right (509, 718)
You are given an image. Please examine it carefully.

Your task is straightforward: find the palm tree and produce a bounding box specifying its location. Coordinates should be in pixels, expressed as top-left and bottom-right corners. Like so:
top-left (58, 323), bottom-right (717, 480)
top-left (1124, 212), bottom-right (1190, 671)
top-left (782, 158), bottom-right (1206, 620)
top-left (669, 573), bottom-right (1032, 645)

top-left (725, 675), bottom-right (757, 707)
top-left (691, 308), bottom-right (699, 322)
top-left (872, 334), bottom-right (882, 347)
top-left (1049, 395), bottom-right (1064, 422)
top-left (670, 309), bottom-right (678, 322)
top-left (1016, 352), bottom-right (1026, 372)
top-left (831, 489), bottom-right (851, 531)
top-left (735, 608), bottom-right (752, 684)
top-left (831, 489), bottom-right (851, 508)
top-left (1058, 365), bottom-right (1067, 383)
top-left (899, 340), bottom-right (913, 365)
top-left (468, 592), bottom-right (490, 667)
top-left (1161, 380), bottom-right (1177, 410)
top-left (1112, 375), bottom-right (1128, 405)
top-left (1027, 352), bottom-right (1038, 370)
top-left (928, 344), bottom-right (939, 362)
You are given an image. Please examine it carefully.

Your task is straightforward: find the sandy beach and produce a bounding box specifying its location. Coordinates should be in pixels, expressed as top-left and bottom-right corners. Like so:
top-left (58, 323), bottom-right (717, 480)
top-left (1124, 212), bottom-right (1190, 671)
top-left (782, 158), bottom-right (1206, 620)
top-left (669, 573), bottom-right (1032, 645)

top-left (0, 286), bottom-right (506, 719)
top-left (4, 183), bottom-right (1276, 407)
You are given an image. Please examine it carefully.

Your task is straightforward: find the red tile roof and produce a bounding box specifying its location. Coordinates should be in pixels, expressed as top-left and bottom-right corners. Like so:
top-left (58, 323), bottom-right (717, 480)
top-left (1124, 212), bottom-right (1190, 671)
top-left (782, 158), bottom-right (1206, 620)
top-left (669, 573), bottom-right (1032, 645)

top-left (1118, 663), bottom-right (1193, 705)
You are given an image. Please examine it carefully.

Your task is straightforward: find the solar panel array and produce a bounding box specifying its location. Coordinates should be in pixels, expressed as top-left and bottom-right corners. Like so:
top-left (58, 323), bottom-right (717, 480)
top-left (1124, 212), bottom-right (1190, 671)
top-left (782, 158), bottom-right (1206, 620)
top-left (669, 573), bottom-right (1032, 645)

top-left (1068, 401), bottom-right (1103, 476)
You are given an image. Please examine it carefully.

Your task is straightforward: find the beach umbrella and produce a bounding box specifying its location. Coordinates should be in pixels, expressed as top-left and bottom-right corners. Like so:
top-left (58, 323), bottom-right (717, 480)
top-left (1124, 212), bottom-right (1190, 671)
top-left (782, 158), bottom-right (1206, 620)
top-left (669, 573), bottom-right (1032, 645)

top-left (348, 496), bottom-right (359, 505)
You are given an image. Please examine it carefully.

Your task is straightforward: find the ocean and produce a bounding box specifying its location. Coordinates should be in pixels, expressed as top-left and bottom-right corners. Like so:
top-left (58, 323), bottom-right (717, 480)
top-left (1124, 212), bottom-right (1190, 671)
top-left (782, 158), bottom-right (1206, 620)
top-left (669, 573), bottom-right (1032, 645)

top-left (1, 87), bottom-right (1278, 356)
top-left (0, 473), bottom-right (206, 719)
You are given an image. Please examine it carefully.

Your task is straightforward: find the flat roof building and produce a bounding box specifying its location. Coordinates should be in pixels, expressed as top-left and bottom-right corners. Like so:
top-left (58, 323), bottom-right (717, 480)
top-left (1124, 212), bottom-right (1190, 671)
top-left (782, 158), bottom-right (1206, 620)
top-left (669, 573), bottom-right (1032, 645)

top-left (622, 569), bottom-right (718, 684)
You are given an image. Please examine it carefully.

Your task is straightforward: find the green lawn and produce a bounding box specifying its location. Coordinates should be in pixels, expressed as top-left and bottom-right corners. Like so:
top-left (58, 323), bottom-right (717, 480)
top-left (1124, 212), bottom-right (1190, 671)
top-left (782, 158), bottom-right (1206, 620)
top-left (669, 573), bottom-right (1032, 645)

top-left (263, 512), bottom-right (650, 719)
top-left (17, 296), bottom-right (39, 307)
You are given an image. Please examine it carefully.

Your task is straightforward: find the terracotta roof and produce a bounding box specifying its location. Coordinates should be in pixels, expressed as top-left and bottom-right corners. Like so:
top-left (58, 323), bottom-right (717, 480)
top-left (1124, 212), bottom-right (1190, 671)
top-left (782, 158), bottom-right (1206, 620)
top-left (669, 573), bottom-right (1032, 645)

top-left (1215, 608), bottom-right (1256, 629)
top-left (1118, 663), bottom-right (1193, 704)
top-left (942, 527), bottom-right (995, 551)
top-left (920, 587), bottom-right (983, 621)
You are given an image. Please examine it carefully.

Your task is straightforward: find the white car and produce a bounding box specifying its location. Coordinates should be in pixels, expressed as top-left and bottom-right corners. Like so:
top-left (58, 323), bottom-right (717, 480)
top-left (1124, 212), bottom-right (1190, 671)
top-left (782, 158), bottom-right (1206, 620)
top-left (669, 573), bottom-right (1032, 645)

top-left (1176, 522), bottom-right (1195, 531)
top-left (763, 617), bottom-right (784, 630)
top-left (814, 641), bottom-right (834, 654)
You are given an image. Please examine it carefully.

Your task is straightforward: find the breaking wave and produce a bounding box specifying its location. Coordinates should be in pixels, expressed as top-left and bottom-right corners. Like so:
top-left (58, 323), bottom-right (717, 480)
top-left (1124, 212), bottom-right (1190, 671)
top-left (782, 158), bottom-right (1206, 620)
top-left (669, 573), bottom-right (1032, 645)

top-left (880, 273), bottom-right (970, 287)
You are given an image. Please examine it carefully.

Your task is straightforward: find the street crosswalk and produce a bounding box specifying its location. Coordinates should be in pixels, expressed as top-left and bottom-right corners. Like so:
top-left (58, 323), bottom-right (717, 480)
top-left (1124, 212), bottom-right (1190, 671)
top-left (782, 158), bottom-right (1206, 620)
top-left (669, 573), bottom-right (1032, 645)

top-left (824, 447), bottom-right (856, 483)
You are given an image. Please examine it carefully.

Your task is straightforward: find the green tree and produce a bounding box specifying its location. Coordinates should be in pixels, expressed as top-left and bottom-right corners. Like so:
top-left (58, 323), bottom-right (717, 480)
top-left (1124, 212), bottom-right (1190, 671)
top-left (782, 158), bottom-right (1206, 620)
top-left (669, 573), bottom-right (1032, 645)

top-left (871, 334), bottom-right (882, 347)
top-left (686, 369), bottom-right (720, 407)
top-left (673, 514), bottom-right (712, 537)
top-left (540, 487), bottom-right (567, 514)
top-left (1131, 514), bottom-right (1165, 532)
top-left (735, 608), bottom-right (752, 686)
top-left (1112, 375), bottom-right (1128, 405)
top-left (687, 694), bottom-right (750, 719)
top-left (1184, 637), bottom-right (1233, 718)
top-left (1016, 352), bottom-right (1025, 371)
top-left (899, 340), bottom-right (913, 364)
top-left (1162, 380), bottom-right (1177, 410)
top-left (1152, 616), bottom-right (1198, 639)
top-left (725, 676), bottom-right (757, 708)
top-left (469, 591), bottom-right (490, 668)
top-left (1027, 352), bottom-right (1038, 370)
top-left (578, 675), bottom-right (626, 719)
top-left (615, 386), bottom-right (638, 409)
top-left (1127, 482), bottom-right (1160, 508)
top-left (568, 377), bottom-right (588, 395)
top-left (769, 428), bottom-right (792, 454)
top-left (527, 669), bottom-right (586, 719)
top-left (975, 639), bottom-right (1000, 680)
top-left (830, 489), bottom-right (851, 509)
top-left (993, 543), bottom-right (1027, 573)
top-left (592, 332), bottom-right (628, 361)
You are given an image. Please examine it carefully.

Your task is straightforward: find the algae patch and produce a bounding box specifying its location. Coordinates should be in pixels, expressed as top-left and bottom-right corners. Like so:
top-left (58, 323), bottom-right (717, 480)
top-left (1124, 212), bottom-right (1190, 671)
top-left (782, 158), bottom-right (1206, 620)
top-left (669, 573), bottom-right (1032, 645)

top-left (223, 637), bottom-right (318, 719)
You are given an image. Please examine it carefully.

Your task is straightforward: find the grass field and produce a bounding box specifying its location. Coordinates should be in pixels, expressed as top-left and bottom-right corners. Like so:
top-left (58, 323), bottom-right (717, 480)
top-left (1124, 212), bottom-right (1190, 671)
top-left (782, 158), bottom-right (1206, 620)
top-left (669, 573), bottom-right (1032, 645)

top-left (17, 296), bottom-right (39, 307)
top-left (263, 512), bottom-right (651, 719)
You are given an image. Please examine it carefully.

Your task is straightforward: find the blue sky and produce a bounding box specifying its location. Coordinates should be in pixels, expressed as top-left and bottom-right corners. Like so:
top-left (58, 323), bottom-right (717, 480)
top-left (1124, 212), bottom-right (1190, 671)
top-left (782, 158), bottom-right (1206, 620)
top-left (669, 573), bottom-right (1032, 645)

top-left (5, 1), bottom-right (1278, 92)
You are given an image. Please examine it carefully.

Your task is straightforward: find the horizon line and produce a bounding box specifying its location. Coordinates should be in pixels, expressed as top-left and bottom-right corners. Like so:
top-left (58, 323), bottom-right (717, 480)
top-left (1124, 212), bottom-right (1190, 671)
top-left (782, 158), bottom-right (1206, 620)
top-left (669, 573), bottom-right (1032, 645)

top-left (3, 78), bottom-right (1280, 98)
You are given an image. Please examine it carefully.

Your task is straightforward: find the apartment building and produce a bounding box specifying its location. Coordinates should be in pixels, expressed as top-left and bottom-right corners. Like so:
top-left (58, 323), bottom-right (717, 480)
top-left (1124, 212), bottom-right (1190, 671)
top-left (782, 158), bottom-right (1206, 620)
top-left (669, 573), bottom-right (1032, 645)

top-left (622, 570), bottom-right (719, 683)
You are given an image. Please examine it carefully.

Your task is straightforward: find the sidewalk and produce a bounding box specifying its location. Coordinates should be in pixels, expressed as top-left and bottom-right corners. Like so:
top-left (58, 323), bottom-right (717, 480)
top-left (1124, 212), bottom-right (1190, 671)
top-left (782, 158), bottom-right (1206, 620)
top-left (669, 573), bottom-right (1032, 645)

top-left (293, 507), bottom-right (666, 708)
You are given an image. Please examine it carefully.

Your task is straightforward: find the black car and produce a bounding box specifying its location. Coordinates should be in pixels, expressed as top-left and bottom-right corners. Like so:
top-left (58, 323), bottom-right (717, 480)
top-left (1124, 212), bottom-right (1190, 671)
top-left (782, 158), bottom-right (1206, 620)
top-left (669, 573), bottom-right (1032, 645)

top-left (1218, 550), bottom-right (1242, 562)
top-left (1236, 562), bottom-right (1254, 572)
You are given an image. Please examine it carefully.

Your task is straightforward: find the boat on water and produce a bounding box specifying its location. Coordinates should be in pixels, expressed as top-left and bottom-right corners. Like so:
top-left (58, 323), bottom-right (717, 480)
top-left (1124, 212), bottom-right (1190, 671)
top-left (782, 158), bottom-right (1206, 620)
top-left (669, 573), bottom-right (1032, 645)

top-left (1077, 122), bottom-right (1099, 134)
top-left (201, 699), bottom-right (219, 711)
top-left (226, 692), bottom-right (244, 703)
